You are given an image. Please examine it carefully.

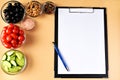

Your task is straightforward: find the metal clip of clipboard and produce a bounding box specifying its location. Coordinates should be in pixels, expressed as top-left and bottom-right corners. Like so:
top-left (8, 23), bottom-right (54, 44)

top-left (69, 8), bottom-right (94, 13)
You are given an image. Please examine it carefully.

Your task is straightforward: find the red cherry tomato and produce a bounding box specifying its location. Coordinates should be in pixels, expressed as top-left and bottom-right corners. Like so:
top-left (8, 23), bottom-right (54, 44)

top-left (1, 38), bottom-right (7, 43)
top-left (11, 39), bottom-right (18, 48)
top-left (19, 30), bottom-right (24, 35)
top-left (18, 41), bottom-right (23, 45)
top-left (12, 44), bottom-right (18, 48)
top-left (2, 34), bottom-right (7, 39)
top-left (11, 33), bottom-right (18, 40)
top-left (2, 30), bottom-right (6, 34)
top-left (14, 25), bottom-right (19, 30)
top-left (18, 35), bottom-right (25, 41)
top-left (8, 23), bottom-right (14, 29)
top-left (3, 42), bottom-right (12, 48)
top-left (1, 30), bottom-right (6, 36)
top-left (6, 28), bottom-right (12, 34)
top-left (6, 35), bottom-right (12, 42)
top-left (12, 28), bottom-right (19, 34)
top-left (1, 39), bottom-right (5, 43)
top-left (3, 26), bottom-right (8, 31)
top-left (11, 39), bottom-right (17, 44)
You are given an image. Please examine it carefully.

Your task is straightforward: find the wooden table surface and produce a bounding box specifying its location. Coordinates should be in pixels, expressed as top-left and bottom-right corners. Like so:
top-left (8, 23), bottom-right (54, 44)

top-left (0, 0), bottom-right (120, 80)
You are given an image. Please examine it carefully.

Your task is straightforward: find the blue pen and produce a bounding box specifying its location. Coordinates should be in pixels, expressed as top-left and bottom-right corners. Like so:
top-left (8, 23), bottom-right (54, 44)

top-left (53, 42), bottom-right (69, 71)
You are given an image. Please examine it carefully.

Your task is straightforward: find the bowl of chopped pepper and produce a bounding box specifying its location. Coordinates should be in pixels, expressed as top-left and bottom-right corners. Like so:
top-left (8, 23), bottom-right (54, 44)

top-left (42, 1), bottom-right (56, 14)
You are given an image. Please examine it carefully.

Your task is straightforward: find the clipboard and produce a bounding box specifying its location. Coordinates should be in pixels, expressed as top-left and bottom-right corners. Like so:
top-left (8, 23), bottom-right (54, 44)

top-left (54, 7), bottom-right (108, 78)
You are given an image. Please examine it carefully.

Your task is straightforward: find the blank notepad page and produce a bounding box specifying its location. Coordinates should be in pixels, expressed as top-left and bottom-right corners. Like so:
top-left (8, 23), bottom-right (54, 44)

top-left (57, 8), bottom-right (106, 74)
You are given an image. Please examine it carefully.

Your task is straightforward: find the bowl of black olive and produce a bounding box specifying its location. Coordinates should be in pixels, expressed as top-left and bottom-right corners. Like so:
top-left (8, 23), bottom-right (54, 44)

top-left (1, 1), bottom-right (25, 23)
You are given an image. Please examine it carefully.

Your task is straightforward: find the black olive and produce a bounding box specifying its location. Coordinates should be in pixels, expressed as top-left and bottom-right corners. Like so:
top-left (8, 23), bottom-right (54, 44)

top-left (6, 15), bottom-right (10, 19)
top-left (18, 16), bottom-right (22, 20)
top-left (3, 9), bottom-right (7, 13)
top-left (11, 17), bottom-right (14, 20)
top-left (15, 18), bottom-right (19, 21)
top-left (12, 6), bottom-right (16, 11)
top-left (15, 13), bottom-right (18, 17)
top-left (4, 13), bottom-right (8, 17)
top-left (19, 12), bottom-right (24, 16)
top-left (5, 16), bottom-right (9, 20)
top-left (19, 8), bottom-right (24, 12)
top-left (9, 11), bottom-right (13, 15)
top-left (5, 17), bottom-right (9, 21)
top-left (12, 19), bottom-right (16, 23)
top-left (15, 8), bottom-right (19, 12)
top-left (8, 3), bottom-right (12, 8)
top-left (6, 6), bottom-right (12, 11)
top-left (4, 13), bottom-right (9, 18)
top-left (6, 19), bottom-right (11, 23)
top-left (14, 2), bottom-right (20, 7)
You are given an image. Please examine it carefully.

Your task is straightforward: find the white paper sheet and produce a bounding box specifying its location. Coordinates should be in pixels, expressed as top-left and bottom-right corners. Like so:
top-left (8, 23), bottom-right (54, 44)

top-left (57, 8), bottom-right (106, 74)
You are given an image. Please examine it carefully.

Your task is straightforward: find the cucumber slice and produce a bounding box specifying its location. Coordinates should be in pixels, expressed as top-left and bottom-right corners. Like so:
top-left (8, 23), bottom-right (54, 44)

top-left (7, 55), bottom-right (10, 61)
top-left (10, 60), bottom-right (17, 66)
top-left (3, 66), bottom-right (9, 72)
top-left (6, 50), bottom-right (15, 56)
top-left (15, 51), bottom-right (23, 59)
top-left (2, 61), bottom-right (11, 68)
top-left (2, 55), bottom-right (6, 60)
top-left (10, 54), bottom-right (16, 61)
top-left (9, 66), bottom-right (22, 73)
top-left (16, 57), bottom-right (25, 67)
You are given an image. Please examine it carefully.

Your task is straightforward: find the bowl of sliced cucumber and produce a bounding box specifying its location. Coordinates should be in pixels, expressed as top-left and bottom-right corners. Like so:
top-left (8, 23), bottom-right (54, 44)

top-left (0, 49), bottom-right (26, 75)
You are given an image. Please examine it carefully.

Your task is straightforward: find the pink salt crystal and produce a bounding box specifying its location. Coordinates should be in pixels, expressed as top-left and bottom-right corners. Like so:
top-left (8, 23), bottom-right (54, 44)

top-left (21, 18), bottom-right (35, 30)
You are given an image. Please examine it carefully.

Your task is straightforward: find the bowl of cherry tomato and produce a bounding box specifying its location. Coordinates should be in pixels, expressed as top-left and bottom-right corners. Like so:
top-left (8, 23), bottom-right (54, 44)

top-left (1, 23), bottom-right (25, 49)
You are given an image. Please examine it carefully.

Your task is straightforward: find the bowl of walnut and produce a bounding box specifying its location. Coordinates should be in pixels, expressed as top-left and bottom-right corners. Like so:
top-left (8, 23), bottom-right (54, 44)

top-left (25, 1), bottom-right (42, 17)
